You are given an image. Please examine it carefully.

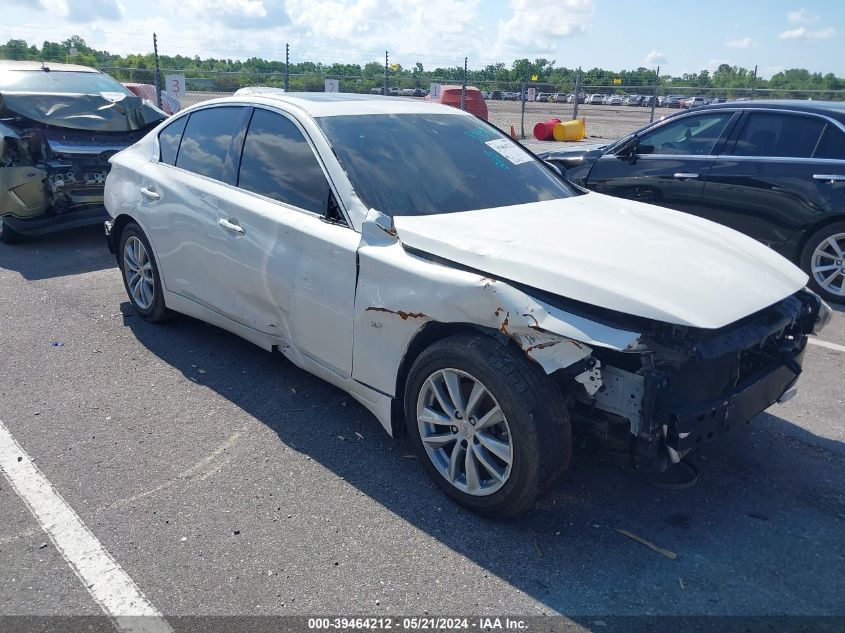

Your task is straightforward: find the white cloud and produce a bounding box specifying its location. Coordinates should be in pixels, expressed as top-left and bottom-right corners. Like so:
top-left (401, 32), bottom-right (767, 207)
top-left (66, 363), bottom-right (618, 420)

top-left (184, 0), bottom-right (268, 19)
top-left (707, 59), bottom-right (731, 73)
top-left (15, 0), bottom-right (123, 21)
top-left (643, 50), bottom-right (666, 66)
top-left (66, 0), bottom-right (122, 23)
top-left (778, 26), bottom-right (835, 41)
top-left (175, 0), bottom-right (289, 29)
top-left (286, 0), bottom-right (482, 63)
top-left (494, 0), bottom-right (592, 58)
top-left (787, 8), bottom-right (817, 24)
top-left (725, 36), bottom-right (753, 48)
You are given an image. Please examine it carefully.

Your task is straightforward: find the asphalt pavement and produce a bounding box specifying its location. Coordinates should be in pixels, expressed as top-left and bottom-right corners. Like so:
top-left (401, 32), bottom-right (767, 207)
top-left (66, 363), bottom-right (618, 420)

top-left (1, 225), bottom-right (844, 629)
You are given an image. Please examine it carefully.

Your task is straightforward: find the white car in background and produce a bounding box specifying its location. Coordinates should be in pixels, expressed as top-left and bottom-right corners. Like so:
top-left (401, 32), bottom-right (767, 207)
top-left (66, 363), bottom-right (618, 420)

top-left (103, 93), bottom-right (829, 517)
top-left (233, 86), bottom-right (286, 96)
top-left (684, 96), bottom-right (707, 108)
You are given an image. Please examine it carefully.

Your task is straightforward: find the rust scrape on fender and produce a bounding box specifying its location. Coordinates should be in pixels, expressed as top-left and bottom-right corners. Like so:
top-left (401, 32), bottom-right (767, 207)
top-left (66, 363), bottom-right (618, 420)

top-left (365, 307), bottom-right (427, 320)
top-left (523, 340), bottom-right (559, 353)
top-left (499, 314), bottom-right (510, 335)
top-left (353, 212), bottom-right (645, 401)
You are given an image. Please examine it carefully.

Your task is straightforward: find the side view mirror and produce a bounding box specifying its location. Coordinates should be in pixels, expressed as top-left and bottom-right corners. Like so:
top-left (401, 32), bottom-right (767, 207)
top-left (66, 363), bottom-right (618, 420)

top-left (614, 135), bottom-right (640, 161)
top-left (544, 161), bottom-right (563, 177)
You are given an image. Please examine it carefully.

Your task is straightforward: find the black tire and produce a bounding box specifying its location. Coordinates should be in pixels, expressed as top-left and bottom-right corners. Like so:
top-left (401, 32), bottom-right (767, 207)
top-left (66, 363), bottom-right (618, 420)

top-left (800, 220), bottom-right (845, 304)
top-left (404, 333), bottom-right (571, 518)
top-left (118, 222), bottom-right (170, 321)
top-left (0, 218), bottom-right (24, 244)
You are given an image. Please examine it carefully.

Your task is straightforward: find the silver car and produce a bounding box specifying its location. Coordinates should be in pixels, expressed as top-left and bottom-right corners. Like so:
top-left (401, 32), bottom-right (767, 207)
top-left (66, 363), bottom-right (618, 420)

top-left (103, 93), bottom-right (829, 517)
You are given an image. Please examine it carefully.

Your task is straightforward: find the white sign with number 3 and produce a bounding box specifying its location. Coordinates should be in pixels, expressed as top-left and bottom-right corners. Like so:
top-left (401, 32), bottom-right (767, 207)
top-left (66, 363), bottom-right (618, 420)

top-left (164, 74), bottom-right (185, 100)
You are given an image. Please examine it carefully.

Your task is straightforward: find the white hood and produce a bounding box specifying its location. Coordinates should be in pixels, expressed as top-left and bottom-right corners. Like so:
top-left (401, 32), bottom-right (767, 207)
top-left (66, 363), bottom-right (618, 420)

top-left (393, 193), bottom-right (808, 329)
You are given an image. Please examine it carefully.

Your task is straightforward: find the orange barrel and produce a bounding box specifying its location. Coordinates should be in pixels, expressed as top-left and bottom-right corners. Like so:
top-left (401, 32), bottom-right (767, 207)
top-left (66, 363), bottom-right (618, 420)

top-left (552, 119), bottom-right (586, 141)
top-left (533, 118), bottom-right (561, 141)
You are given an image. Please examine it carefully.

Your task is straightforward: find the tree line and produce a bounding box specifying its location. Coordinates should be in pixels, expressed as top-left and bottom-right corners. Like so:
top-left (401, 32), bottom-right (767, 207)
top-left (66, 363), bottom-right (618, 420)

top-left (2, 36), bottom-right (843, 96)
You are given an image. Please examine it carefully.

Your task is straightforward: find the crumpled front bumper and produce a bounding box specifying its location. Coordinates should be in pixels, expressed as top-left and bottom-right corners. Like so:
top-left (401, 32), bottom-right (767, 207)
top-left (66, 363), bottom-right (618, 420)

top-left (629, 290), bottom-right (824, 470)
top-left (662, 343), bottom-right (805, 461)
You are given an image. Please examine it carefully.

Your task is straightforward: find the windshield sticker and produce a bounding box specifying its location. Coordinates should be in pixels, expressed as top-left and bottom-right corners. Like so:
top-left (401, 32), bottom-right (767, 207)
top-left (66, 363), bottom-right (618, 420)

top-left (465, 126), bottom-right (496, 143)
top-left (484, 138), bottom-right (533, 165)
top-left (482, 148), bottom-right (510, 170)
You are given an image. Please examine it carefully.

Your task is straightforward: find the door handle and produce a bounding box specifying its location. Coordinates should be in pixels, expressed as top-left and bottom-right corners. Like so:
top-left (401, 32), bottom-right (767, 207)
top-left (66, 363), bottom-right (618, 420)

top-left (673, 172), bottom-right (700, 179)
top-left (218, 218), bottom-right (245, 235)
top-left (813, 174), bottom-right (845, 183)
top-left (140, 186), bottom-right (160, 201)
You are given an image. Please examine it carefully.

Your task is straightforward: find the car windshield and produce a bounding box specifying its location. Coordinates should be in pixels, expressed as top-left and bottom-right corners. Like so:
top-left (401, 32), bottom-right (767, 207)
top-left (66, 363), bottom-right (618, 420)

top-left (0, 69), bottom-right (132, 95)
top-left (318, 113), bottom-right (574, 217)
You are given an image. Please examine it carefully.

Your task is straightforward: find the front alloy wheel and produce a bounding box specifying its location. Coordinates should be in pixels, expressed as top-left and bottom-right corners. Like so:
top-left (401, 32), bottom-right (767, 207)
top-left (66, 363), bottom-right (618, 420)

top-left (405, 334), bottom-right (572, 517)
top-left (417, 368), bottom-right (513, 496)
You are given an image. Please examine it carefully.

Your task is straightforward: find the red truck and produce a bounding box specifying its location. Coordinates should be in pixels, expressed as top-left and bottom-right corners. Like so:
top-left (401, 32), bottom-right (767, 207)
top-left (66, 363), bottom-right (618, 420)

top-left (427, 85), bottom-right (488, 121)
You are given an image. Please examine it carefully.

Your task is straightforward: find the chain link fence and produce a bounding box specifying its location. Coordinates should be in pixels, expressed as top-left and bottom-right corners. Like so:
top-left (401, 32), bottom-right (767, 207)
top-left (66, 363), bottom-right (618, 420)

top-left (99, 66), bottom-right (845, 144)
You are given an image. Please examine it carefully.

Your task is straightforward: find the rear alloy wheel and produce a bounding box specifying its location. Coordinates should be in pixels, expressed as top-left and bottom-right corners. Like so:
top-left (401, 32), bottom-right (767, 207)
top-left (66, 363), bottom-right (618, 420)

top-left (405, 334), bottom-right (571, 518)
top-left (801, 222), bottom-right (845, 304)
top-left (119, 223), bottom-right (169, 321)
top-left (0, 218), bottom-right (23, 244)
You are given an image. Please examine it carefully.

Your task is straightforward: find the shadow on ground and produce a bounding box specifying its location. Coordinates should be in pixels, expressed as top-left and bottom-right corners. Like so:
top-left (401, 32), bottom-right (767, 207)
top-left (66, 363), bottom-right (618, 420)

top-left (123, 305), bottom-right (845, 621)
top-left (0, 225), bottom-right (113, 280)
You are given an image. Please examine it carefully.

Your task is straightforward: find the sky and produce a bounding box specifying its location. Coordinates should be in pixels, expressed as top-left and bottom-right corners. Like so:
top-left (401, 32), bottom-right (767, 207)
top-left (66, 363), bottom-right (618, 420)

top-left (1, 0), bottom-right (843, 78)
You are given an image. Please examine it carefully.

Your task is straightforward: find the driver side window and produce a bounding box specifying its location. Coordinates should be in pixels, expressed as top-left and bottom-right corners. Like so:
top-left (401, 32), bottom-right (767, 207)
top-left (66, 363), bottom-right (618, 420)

top-left (639, 113), bottom-right (733, 156)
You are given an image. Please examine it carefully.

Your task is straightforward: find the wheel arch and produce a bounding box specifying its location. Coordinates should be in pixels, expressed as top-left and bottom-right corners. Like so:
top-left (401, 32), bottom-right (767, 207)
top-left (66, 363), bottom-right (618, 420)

top-left (391, 321), bottom-right (506, 437)
top-left (793, 212), bottom-right (845, 263)
top-left (110, 213), bottom-right (139, 264)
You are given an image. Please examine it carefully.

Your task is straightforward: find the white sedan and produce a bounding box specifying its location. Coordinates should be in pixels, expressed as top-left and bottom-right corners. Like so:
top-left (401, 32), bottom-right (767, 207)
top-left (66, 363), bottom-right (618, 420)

top-left (104, 94), bottom-right (829, 517)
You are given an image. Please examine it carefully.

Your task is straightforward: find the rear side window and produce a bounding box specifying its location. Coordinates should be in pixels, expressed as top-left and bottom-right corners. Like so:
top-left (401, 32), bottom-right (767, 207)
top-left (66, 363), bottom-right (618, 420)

top-left (158, 116), bottom-right (187, 165)
top-left (175, 107), bottom-right (243, 181)
top-left (237, 109), bottom-right (330, 214)
top-left (732, 112), bottom-right (824, 158)
top-left (814, 125), bottom-right (845, 160)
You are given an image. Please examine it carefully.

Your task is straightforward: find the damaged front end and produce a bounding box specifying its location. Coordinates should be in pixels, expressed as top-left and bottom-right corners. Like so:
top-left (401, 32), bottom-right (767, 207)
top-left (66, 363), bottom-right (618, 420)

top-left (563, 290), bottom-right (827, 472)
top-left (1, 90), bottom-right (165, 236)
top-left (355, 210), bottom-right (828, 473)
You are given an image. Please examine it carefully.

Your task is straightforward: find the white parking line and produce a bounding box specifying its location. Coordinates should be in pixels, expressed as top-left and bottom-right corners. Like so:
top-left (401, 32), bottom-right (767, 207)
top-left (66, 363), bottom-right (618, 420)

top-left (0, 418), bottom-right (172, 633)
top-left (808, 337), bottom-right (845, 354)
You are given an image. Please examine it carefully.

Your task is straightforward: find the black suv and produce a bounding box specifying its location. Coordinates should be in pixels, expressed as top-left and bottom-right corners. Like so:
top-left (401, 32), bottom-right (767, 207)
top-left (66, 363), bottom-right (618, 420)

top-left (540, 101), bottom-right (845, 303)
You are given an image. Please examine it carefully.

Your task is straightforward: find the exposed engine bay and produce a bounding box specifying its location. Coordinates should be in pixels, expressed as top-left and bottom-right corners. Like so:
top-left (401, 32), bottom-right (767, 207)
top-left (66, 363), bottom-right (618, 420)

top-left (558, 289), bottom-right (827, 472)
top-left (0, 64), bottom-right (167, 230)
top-left (1, 121), bottom-right (149, 220)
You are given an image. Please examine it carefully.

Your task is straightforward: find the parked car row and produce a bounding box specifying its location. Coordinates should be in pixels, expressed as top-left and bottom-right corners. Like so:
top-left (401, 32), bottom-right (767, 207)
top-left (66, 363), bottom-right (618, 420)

top-left (658, 94), bottom-right (728, 108)
top-left (481, 91), bottom-right (735, 108)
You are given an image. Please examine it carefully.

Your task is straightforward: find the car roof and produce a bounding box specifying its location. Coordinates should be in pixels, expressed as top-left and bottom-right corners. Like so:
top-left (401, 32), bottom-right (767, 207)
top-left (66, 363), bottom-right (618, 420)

top-left (695, 99), bottom-right (845, 122)
top-left (188, 92), bottom-right (473, 118)
top-left (0, 60), bottom-right (100, 73)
